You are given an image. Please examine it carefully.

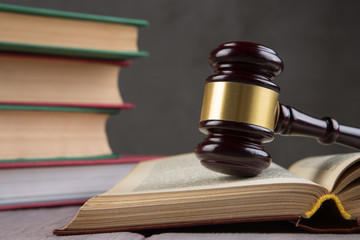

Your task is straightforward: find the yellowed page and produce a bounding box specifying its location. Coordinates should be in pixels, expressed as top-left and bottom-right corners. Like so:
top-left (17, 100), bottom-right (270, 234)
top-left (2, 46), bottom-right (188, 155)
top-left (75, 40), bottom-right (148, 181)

top-left (0, 110), bottom-right (111, 159)
top-left (0, 55), bottom-right (122, 104)
top-left (63, 153), bottom-right (328, 230)
top-left (105, 153), bottom-right (319, 195)
top-left (0, 11), bottom-right (138, 51)
top-left (288, 152), bottom-right (360, 192)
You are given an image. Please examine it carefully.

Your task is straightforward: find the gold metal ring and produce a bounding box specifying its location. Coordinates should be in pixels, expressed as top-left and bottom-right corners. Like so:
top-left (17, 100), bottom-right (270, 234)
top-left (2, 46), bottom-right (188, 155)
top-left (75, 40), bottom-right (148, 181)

top-left (200, 82), bottom-right (279, 130)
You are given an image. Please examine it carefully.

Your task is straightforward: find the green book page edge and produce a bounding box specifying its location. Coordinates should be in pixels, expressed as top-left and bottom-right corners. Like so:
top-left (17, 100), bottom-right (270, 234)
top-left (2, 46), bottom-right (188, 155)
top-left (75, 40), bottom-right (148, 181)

top-left (0, 3), bottom-right (148, 26)
top-left (0, 105), bottom-right (119, 114)
top-left (0, 41), bottom-right (149, 60)
top-left (0, 154), bottom-right (121, 163)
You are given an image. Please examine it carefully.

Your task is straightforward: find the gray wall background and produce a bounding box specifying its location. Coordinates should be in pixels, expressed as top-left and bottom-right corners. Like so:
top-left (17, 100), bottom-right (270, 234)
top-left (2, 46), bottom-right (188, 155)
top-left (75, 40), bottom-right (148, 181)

top-left (3, 0), bottom-right (360, 168)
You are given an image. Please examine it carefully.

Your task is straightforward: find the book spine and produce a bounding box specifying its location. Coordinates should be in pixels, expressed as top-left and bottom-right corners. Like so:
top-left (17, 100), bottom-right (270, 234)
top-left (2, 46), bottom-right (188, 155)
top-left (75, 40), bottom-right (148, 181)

top-left (0, 51), bottom-right (132, 66)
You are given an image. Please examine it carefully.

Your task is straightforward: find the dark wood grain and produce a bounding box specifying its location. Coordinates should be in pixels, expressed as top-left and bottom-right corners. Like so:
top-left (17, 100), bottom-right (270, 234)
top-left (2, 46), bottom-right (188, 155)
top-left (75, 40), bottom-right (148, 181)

top-left (275, 104), bottom-right (360, 149)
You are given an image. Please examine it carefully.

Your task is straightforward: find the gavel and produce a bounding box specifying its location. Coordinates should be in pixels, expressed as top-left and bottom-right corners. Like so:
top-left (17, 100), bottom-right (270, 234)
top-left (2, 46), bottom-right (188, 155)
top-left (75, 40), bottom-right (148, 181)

top-left (195, 41), bottom-right (360, 177)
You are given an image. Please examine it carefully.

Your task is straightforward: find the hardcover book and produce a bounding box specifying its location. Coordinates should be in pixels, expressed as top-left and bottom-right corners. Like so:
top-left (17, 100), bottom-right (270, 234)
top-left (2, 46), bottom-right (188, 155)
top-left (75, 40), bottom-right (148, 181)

top-left (0, 105), bottom-right (124, 161)
top-left (0, 155), bottom-right (160, 210)
top-left (0, 53), bottom-right (134, 107)
top-left (0, 3), bottom-right (148, 60)
top-left (55, 152), bottom-right (360, 235)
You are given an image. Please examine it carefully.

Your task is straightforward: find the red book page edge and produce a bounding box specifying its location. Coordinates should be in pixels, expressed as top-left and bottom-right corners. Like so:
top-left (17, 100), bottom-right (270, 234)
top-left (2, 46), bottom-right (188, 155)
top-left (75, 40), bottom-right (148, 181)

top-left (0, 199), bottom-right (88, 211)
top-left (0, 102), bottom-right (135, 109)
top-left (0, 155), bottom-right (163, 169)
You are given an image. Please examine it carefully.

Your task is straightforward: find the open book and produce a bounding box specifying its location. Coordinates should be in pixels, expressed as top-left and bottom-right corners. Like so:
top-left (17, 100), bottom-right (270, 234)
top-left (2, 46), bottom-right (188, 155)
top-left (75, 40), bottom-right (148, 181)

top-left (54, 152), bottom-right (360, 235)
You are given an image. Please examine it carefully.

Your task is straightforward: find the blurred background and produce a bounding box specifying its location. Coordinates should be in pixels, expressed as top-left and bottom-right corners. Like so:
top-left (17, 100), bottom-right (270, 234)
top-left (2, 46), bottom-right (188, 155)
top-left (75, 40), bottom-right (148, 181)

top-left (3, 0), bottom-right (360, 168)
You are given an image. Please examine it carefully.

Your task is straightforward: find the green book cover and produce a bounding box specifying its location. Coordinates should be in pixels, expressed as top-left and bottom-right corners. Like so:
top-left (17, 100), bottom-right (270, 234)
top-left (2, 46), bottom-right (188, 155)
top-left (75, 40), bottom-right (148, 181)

top-left (0, 3), bottom-right (148, 26)
top-left (0, 105), bottom-right (120, 114)
top-left (0, 3), bottom-right (149, 60)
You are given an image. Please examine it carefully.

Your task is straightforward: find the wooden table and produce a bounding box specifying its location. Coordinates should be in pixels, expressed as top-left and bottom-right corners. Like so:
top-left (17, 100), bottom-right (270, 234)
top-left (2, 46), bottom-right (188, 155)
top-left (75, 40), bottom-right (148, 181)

top-left (0, 206), bottom-right (143, 240)
top-left (1, 206), bottom-right (360, 240)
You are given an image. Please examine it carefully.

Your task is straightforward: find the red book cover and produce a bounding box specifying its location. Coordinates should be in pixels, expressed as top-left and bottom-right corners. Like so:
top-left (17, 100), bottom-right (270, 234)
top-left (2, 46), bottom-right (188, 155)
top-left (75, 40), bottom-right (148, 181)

top-left (0, 101), bottom-right (135, 110)
top-left (0, 155), bottom-right (161, 169)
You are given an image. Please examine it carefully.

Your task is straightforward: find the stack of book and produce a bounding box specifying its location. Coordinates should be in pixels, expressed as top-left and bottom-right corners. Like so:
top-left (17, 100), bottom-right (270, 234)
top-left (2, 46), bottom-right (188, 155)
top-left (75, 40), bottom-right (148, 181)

top-left (0, 3), bottom-right (156, 210)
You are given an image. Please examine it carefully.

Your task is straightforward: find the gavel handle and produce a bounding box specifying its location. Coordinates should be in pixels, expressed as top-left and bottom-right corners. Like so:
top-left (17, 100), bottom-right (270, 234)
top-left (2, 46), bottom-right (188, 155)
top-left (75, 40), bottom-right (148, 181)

top-left (274, 103), bottom-right (360, 149)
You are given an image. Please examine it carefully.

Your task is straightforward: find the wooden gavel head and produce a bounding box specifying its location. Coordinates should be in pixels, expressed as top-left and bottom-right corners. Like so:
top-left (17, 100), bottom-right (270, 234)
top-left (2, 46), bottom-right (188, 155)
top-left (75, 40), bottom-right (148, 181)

top-left (195, 41), bottom-right (360, 177)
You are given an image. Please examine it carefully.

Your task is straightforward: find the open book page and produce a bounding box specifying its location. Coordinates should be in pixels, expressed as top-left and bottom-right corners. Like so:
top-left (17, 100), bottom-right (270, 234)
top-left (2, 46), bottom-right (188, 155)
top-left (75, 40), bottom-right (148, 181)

top-left (105, 153), bottom-right (320, 196)
top-left (60, 153), bottom-right (329, 231)
top-left (288, 152), bottom-right (360, 193)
